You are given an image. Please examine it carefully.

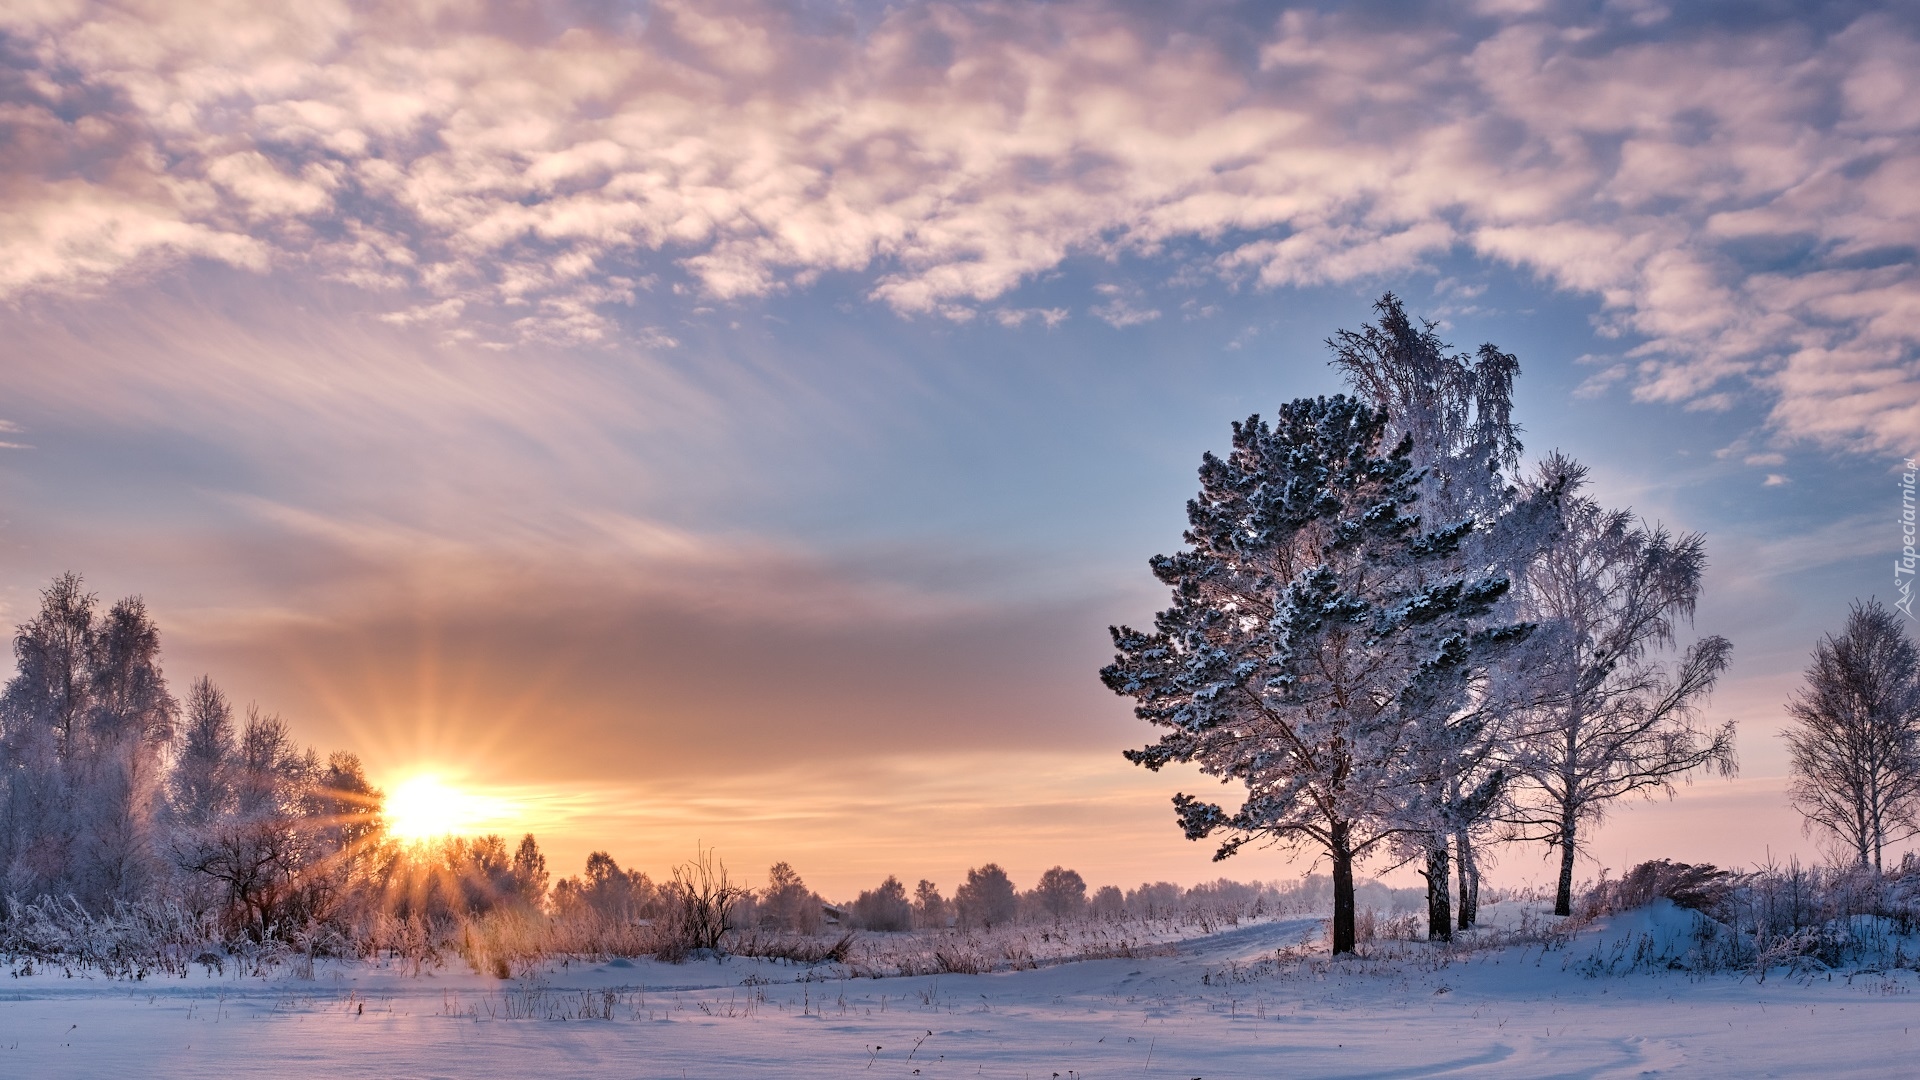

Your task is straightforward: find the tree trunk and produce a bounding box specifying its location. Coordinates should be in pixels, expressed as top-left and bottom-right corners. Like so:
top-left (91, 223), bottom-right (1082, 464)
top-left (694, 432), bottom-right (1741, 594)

top-left (1456, 829), bottom-right (1478, 930)
top-left (1425, 843), bottom-right (1453, 942)
top-left (1873, 808), bottom-right (1884, 873)
top-left (1554, 821), bottom-right (1578, 917)
top-left (1331, 823), bottom-right (1357, 955)
top-left (1855, 794), bottom-right (1872, 870)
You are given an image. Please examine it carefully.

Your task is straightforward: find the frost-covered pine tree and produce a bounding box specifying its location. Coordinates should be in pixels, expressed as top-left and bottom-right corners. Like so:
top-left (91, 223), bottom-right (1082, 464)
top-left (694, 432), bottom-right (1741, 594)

top-left (1782, 599), bottom-right (1920, 870)
top-left (1329, 293), bottom-right (1532, 935)
top-left (1103, 395), bottom-right (1526, 953)
top-left (1504, 454), bottom-right (1736, 915)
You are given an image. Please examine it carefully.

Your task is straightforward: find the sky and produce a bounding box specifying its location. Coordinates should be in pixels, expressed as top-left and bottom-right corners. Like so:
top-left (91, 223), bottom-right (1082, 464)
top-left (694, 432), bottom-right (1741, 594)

top-left (1, 0), bottom-right (1917, 899)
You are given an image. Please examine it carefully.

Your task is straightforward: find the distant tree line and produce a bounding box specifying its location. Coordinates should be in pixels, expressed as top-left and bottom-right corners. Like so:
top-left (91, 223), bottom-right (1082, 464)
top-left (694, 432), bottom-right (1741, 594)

top-left (739, 863), bottom-right (1424, 933)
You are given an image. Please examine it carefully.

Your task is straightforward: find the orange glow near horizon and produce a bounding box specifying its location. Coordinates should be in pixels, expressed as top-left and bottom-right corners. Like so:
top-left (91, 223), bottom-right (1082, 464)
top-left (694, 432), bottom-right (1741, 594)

top-left (383, 773), bottom-right (519, 842)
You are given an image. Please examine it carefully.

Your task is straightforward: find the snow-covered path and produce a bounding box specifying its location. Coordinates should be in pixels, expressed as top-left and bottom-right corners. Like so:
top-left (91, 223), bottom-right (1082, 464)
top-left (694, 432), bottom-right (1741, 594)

top-left (3, 915), bottom-right (1916, 1078)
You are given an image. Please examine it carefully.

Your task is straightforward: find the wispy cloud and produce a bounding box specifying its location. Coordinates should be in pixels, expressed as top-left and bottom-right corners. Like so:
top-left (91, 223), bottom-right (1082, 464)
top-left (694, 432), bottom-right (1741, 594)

top-left (1090, 293), bottom-right (1161, 329)
top-left (993, 306), bottom-right (1069, 329)
top-left (1, 2), bottom-right (1915, 448)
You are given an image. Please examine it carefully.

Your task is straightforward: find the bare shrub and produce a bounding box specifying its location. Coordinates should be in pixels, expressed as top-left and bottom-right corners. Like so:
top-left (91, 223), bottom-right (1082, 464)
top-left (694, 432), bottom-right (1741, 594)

top-left (659, 847), bottom-right (746, 959)
top-left (1350, 908), bottom-right (1423, 944)
top-left (932, 943), bottom-right (987, 974)
top-left (729, 930), bottom-right (854, 964)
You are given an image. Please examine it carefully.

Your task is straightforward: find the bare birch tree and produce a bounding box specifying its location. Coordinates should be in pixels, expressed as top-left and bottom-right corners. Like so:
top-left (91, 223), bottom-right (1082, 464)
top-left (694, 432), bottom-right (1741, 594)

top-left (1782, 599), bottom-right (1920, 871)
top-left (1505, 455), bottom-right (1737, 915)
top-left (1330, 293), bottom-right (1532, 933)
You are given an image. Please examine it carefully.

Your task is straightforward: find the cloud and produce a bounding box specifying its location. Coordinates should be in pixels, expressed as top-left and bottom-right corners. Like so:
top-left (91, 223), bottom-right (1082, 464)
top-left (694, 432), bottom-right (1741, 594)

top-left (2, 1), bottom-right (1917, 448)
top-left (1572, 362), bottom-right (1630, 400)
top-left (993, 306), bottom-right (1069, 329)
top-left (1090, 298), bottom-right (1160, 329)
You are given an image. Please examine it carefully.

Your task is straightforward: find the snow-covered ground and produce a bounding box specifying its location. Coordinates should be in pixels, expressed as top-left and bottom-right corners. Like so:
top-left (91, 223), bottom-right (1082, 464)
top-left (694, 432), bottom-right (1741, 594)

top-left (4, 906), bottom-right (1917, 1078)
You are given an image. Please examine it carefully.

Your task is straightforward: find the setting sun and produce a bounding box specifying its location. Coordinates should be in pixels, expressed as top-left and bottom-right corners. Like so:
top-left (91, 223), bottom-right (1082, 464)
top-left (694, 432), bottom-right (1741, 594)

top-left (383, 774), bottom-right (509, 843)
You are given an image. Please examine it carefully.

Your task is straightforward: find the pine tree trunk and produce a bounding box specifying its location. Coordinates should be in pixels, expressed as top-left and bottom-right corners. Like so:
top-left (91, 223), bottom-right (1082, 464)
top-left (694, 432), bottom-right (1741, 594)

top-left (1456, 829), bottom-right (1478, 930)
top-left (1554, 821), bottom-right (1578, 917)
top-left (1425, 843), bottom-right (1452, 942)
top-left (1331, 823), bottom-right (1357, 955)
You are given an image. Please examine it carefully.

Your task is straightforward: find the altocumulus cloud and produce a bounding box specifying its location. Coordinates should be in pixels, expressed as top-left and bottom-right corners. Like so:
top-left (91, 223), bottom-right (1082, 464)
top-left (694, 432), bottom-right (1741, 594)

top-left (3, 0), bottom-right (1917, 449)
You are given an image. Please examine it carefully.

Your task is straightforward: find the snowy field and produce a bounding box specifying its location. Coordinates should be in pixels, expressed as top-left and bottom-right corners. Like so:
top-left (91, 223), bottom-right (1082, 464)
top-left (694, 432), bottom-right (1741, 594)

top-left (4, 905), bottom-right (1918, 1079)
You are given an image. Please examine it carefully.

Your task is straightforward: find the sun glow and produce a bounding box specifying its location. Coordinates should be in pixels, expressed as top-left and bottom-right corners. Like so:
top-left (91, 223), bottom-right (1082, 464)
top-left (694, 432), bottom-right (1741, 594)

top-left (383, 774), bottom-right (510, 842)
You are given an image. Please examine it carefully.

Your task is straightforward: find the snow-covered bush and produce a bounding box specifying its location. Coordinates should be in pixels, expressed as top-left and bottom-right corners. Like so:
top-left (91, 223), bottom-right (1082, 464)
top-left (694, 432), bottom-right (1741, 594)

top-left (1572, 856), bottom-right (1920, 977)
top-left (1584, 859), bottom-right (1737, 917)
top-left (0, 894), bottom-right (211, 977)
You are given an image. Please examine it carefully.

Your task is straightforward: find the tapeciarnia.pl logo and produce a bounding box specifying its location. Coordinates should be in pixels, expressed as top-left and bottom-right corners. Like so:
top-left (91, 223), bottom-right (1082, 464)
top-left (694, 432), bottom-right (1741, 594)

top-left (1899, 458), bottom-right (1917, 619)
